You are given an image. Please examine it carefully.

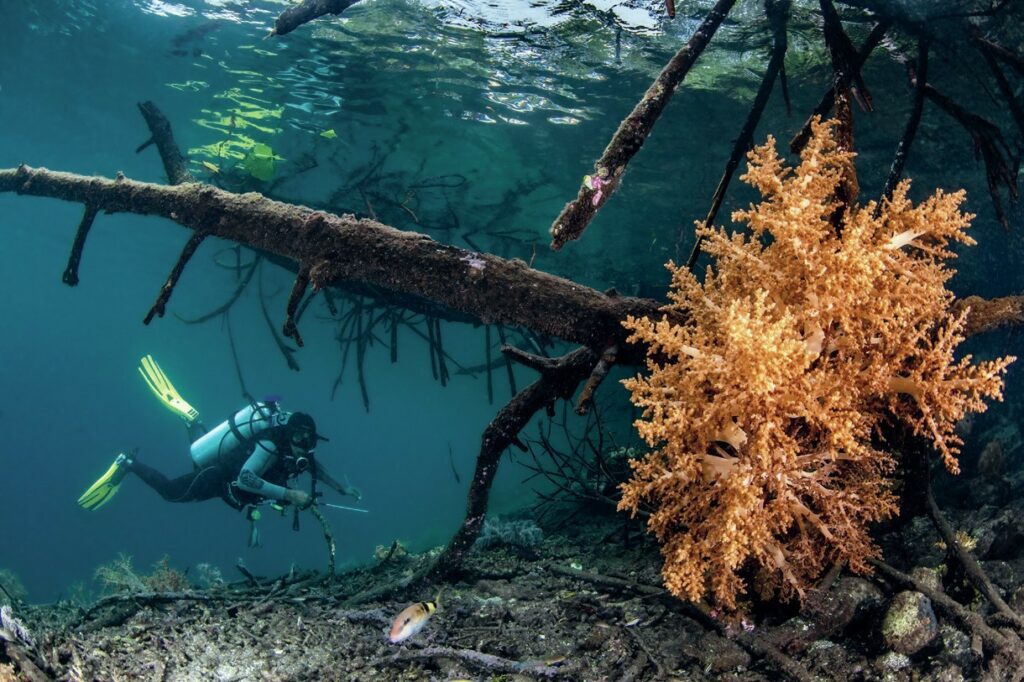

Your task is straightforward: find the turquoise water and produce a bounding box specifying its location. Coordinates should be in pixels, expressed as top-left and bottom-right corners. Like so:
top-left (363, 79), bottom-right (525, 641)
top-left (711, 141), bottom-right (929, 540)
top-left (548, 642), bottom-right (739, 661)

top-left (1, 0), bottom-right (1021, 602)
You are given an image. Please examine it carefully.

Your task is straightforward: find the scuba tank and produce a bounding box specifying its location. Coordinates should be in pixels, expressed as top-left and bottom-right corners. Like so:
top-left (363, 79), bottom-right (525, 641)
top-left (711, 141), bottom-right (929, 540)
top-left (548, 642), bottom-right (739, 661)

top-left (190, 402), bottom-right (283, 468)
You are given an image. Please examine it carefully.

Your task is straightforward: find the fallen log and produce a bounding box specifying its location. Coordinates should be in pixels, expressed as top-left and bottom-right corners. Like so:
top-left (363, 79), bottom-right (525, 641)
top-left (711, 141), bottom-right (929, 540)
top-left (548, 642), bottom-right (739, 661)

top-left (0, 165), bottom-right (667, 360)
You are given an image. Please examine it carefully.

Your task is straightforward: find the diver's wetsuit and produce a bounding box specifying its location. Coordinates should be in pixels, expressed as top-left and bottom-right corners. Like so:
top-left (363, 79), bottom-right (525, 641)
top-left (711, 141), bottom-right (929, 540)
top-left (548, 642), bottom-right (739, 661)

top-left (128, 459), bottom-right (233, 503)
top-left (127, 430), bottom-right (300, 509)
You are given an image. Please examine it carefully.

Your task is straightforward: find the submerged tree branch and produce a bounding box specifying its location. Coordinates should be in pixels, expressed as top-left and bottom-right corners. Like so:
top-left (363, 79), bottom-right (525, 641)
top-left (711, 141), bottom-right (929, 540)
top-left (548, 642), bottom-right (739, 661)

top-left (136, 101), bottom-right (194, 185)
top-left (0, 166), bottom-right (666, 359)
top-left (548, 0), bottom-right (738, 250)
top-left (876, 38), bottom-right (928, 209)
top-left (683, 0), bottom-right (789, 268)
top-left (269, 0), bottom-right (362, 37)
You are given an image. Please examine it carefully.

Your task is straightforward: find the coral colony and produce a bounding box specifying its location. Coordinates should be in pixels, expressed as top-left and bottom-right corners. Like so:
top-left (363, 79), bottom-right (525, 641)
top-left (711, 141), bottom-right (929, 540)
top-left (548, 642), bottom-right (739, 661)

top-left (619, 119), bottom-right (1014, 609)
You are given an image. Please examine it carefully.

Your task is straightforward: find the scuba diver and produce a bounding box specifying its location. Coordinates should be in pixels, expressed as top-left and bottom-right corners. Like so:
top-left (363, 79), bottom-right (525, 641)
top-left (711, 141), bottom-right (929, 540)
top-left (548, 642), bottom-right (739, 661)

top-left (78, 356), bottom-right (362, 543)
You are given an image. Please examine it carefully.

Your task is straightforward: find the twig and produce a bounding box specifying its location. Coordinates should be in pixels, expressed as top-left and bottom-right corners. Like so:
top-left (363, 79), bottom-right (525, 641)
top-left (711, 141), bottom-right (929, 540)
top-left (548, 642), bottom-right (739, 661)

top-left (548, 0), bottom-right (738, 250)
top-left (225, 310), bottom-right (255, 404)
top-left (235, 559), bottom-right (260, 588)
top-left (876, 38), bottom-right (928, 210)
top-left (448, 443), bottom-right (461, 484)
top-left (496, 325), bottom-right (518, 394)
top-left (926, 484), bottom-right (1024, 631)
top-left (309, 504), bottom-right (336, 579)
top-left (177, 255), bottom-right (260, 324)
top-left (485, 325), bottom-right (494, 404)
top-left (356, 304), bottom-right (370, 411)
top-left (434, 317), bottom-right (450, 386)
top-left (144, 231), bottom-right (207, 324)
top-left (257, 266), bottom-right (300, 371)
top-left (924, 84), bottom-right (1019, 230)
top-left (61, 204), bottom-right (98, 286)
top-left (623, 625), bottom-right (665, 679)
top-left (978, 39), bottom-right (1024, 140)
top-left (575, 342), bottom-right (619, 415)
top-left (282, 266), bottom-right (310, 347)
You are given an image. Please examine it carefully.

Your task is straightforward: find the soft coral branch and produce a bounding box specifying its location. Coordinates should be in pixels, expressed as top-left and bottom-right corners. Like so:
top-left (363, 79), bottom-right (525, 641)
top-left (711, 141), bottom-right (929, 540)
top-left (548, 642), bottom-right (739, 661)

top-left (620, 119), bottom-right (1013, 608)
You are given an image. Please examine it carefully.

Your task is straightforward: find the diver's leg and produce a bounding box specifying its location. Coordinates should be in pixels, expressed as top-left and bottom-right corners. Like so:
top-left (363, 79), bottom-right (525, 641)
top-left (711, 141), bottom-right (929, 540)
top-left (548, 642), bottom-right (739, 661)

top-left (128, 460), bottom-right (223, 503)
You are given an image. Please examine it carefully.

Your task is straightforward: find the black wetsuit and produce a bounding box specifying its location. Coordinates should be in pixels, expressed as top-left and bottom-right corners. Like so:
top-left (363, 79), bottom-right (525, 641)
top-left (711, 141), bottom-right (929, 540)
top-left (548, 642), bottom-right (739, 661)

top-left (127, 428), bottom-right (303, 510)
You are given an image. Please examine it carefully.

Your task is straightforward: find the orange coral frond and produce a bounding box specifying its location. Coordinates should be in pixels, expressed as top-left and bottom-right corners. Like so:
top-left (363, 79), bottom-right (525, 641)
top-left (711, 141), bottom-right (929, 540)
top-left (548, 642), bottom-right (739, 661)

top-left (620, 117), bottom-right (1014, 608)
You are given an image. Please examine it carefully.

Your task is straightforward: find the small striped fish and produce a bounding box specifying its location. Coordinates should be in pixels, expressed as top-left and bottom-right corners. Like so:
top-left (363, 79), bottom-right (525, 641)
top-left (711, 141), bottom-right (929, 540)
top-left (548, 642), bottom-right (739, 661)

top-left (388, 595), bottom-right (441, 643)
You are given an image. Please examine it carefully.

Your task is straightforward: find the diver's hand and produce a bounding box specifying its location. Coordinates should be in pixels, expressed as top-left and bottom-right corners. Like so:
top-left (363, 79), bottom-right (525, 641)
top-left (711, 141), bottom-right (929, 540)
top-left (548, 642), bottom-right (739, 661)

top-left (284, 489), bottom-right (313, 509)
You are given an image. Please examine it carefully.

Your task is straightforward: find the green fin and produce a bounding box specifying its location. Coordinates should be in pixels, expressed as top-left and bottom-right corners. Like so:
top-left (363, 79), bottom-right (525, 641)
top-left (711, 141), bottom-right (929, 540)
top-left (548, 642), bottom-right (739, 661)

top-left (78, 454), bottom-right (130, 511)
top-left (138, 355), bottom-right (200, 424)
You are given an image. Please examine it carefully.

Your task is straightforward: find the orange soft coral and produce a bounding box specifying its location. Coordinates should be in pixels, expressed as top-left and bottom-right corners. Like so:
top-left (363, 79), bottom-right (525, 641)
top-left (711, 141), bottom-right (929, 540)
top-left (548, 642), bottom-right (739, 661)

top-left (620, 118), bottom-right (1015, 609)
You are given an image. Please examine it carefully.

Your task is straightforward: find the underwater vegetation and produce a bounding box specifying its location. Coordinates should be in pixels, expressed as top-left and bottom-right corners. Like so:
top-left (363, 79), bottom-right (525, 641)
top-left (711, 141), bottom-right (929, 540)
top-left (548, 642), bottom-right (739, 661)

top-left (473, 516), bottom-right (545, 551)
top-left (620, 118), bottom-right (1014, 608)
top-left (93, 554), bottom-right (192, 596)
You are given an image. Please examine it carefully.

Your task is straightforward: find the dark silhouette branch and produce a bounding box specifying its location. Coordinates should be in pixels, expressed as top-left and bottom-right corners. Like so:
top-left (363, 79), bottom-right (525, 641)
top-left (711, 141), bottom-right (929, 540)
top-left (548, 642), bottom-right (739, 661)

top-left (683, 0), bottom-right (790, 268)
top-left (924, 84), bottom-right (1019, 230)
top-left (61, 204), bottom-right (98, 286)
top-left (136, 100), bottom-right (194, 185)
top-left (269, 0), bottom-right (362, 37)
top-left (876, 38), bottom-right (928, 209)
top-left (790, 21), bottom-right (889, 154)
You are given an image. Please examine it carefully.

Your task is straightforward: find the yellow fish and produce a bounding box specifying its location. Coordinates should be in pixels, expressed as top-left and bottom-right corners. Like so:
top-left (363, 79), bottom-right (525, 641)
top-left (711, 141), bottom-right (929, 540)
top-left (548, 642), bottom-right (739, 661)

top-left (201, 161), bottom-right (220, 174)
top-left (320, 129), bottom-right (337, 139)
top-left (389, 594), bottom-right (441, 643)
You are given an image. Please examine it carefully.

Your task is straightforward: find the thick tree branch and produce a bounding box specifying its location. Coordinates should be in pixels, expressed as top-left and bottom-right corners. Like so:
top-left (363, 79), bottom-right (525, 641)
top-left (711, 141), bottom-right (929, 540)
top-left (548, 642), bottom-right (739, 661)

top-left (0, 166), bottom-right (667, 360)
top-left (269, 0), bottom-right (362, 37)
top-left (136, 101), bottom-right (194, 185)
top-left (548, 0), bottom-right (738, 250)
top-left (954, 295), bottom-right (1024, 336)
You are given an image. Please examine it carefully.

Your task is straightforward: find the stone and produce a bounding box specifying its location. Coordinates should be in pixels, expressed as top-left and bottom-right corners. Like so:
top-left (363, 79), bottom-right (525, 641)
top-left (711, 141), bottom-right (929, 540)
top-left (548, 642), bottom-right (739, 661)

top-left (881, 591), bottom-right (938, 655)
